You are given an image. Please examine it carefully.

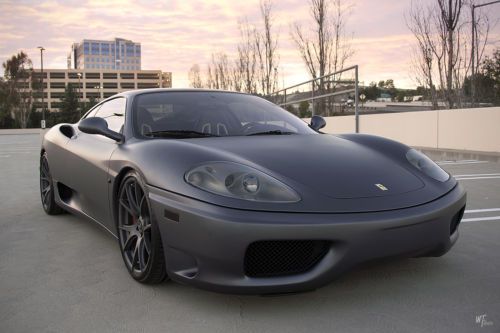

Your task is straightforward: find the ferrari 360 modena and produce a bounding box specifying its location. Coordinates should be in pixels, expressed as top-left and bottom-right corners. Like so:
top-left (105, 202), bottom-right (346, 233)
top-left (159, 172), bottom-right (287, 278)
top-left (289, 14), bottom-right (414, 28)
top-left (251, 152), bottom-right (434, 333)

top-left (40, 89), bottom-right (466, 294)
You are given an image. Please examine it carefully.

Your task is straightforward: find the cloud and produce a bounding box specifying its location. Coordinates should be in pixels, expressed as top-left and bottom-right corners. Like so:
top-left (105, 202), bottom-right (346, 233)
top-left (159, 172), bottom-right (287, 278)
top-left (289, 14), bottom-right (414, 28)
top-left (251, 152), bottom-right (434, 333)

top-left (1, 0), bottom-right (499, 89)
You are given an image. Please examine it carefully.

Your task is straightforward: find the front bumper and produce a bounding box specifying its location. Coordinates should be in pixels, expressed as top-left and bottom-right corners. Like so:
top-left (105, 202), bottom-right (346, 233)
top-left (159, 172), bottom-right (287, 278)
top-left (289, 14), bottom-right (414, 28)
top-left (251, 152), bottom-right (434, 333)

top-left (148, 183), bottom-right (466, 294)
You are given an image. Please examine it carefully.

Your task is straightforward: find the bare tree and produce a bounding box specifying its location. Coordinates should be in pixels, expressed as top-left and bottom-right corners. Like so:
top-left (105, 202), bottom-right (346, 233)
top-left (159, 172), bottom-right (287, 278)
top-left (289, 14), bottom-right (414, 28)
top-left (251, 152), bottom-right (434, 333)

top-left (291, 0), bottom-right (353, 83)
top-left (407, 2), bottom-right (439, 108)
top-left (291, 0), bottom-right (354, 115)
top-left (407, 0), bottom-right (492, 108)
top-left (437, 0), bottom-right (464, 108)
top-left (236, 19), bottom-right (258, 94)
top-left (206, 52), bottom-right (233, 90)
top-left (255, 0), bottom-right (279, 95)
top-left (188, 64), bottom-right (204, 88)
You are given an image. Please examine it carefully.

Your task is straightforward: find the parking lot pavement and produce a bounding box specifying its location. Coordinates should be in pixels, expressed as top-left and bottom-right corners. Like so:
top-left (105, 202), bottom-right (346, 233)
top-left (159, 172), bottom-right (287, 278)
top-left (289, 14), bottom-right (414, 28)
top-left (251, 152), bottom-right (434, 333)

top-left (1, 134), bottom-right (499, 333)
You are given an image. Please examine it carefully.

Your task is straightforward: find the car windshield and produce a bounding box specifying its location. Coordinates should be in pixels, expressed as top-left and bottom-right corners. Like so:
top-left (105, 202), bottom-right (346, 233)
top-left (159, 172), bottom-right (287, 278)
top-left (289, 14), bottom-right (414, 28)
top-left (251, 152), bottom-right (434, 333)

top-left (133, 91), bottom-right (317, 138)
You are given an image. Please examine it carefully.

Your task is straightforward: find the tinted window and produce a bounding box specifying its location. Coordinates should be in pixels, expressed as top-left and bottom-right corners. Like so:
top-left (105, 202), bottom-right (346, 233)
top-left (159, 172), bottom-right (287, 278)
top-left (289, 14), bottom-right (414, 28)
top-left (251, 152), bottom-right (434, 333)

top-left (95, 98), bottom-right (126, 132)
top-left (133, 92), bottom-right (316, 138)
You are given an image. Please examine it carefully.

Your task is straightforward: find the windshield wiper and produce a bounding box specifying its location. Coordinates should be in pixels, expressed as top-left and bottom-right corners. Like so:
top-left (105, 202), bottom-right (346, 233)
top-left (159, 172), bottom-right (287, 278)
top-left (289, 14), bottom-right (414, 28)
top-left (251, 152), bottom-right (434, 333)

top-left (247, 130), bottom-right (296, 136)
top-left (147, 130), bottom-right (219, 138)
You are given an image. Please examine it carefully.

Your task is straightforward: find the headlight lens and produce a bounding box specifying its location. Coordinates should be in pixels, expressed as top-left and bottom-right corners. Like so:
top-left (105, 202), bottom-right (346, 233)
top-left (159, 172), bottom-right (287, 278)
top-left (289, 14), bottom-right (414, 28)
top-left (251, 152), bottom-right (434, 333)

top-left (185, 162), bottom-right (300, 202)
top-left (406, 149), bottom-right (449, 182)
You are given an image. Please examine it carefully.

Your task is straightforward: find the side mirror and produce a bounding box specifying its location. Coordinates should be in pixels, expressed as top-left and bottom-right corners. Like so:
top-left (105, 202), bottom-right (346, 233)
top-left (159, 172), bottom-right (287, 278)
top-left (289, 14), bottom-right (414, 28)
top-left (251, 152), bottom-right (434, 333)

top-left (310, 115), bottom-right (326, 131)
top-left (78, 117), bottom-right (123, 142)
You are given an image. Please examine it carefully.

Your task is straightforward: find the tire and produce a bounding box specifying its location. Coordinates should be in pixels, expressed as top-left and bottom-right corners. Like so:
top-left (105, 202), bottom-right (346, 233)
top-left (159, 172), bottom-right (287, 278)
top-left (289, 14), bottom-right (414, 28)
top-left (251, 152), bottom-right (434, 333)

top-left (40, 152), bottom-right (64, 215)
top-left (117, 170), bottom-right (168, 284)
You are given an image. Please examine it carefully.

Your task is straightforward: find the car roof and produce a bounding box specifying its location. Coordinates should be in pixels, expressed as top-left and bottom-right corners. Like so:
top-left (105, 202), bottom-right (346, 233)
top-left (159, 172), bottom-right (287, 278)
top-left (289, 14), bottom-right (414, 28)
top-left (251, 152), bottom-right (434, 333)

top-left (115, 88), bottom-right (251, 98)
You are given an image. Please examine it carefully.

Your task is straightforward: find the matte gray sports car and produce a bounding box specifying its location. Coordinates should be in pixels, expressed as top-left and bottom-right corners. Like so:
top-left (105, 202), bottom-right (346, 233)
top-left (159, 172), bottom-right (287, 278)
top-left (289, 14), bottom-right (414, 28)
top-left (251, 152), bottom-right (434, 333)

top-left (40, 89), bottom-right (466, 294)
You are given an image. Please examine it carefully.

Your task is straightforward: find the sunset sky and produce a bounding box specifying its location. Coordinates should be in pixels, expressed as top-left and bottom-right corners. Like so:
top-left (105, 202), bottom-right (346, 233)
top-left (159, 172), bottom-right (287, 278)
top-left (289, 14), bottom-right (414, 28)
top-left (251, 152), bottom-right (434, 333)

top-left (1, 0), bottom-right (499, 89)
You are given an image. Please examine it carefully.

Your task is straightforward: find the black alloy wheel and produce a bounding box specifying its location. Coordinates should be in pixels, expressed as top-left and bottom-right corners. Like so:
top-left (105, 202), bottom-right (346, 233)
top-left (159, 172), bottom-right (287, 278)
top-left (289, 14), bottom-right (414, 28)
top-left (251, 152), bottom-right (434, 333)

top-left (40, 152), bottom-right (64, 215)
top-left (117, 171), bottom-right (167, 284)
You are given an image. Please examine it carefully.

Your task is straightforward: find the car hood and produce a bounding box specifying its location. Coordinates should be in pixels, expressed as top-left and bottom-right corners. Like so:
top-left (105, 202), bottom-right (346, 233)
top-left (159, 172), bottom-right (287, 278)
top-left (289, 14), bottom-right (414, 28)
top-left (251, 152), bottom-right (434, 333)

top-left (128, 134), bottom-right (456, 213)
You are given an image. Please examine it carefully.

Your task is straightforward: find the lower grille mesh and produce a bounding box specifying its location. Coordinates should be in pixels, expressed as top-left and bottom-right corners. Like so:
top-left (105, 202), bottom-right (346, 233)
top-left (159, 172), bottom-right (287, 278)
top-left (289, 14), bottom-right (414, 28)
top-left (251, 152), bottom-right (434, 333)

top-left (244, 240), bottom-right (330, 277)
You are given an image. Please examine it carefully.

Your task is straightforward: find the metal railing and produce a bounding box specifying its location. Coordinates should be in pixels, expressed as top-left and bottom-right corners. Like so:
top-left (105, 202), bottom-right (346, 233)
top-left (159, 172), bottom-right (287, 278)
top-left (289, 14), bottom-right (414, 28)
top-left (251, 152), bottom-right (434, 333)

top-left (269, 65), bottom-right (359, 132)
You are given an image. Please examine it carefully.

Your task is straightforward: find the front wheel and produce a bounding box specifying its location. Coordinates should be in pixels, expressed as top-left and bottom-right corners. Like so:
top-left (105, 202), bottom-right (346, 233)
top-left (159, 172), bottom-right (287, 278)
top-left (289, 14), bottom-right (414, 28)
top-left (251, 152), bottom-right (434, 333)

top-left (40, 153), bottom-right (64, 215)
top-left (117, 171), bottom-right (168, 284)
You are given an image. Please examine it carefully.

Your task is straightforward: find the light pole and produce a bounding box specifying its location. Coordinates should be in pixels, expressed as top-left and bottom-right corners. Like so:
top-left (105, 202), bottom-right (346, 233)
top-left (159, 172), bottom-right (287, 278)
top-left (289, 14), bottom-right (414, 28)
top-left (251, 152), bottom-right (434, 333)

top-left (471, 0), bottom-right (500, 107)
top-left (94, 85), bottom-right (103, 101)
top-left (77, 73), bottom-right (82, 117)
top-left (37, 46), bottom-right (45, 128)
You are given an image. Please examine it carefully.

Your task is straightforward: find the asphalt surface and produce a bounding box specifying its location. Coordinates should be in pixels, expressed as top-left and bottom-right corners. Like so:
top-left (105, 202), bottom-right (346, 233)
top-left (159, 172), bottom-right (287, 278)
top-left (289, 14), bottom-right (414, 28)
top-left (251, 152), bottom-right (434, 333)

top-left (1, 133), bottom-right (499, 333)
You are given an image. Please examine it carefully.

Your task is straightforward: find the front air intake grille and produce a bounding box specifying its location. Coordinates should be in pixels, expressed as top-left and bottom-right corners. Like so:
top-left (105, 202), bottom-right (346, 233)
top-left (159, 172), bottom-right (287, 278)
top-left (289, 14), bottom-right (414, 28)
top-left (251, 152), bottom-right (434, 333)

top-left (450, 206), bottom-right (465, 235)
top-left (244, 240), bottom-right (330, 278)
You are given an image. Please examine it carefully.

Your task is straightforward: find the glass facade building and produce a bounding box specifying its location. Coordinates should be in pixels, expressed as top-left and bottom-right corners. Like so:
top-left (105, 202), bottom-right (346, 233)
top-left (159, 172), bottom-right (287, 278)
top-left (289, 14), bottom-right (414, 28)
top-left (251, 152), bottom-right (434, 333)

top-left (68, 38), bottom-right (141, 71)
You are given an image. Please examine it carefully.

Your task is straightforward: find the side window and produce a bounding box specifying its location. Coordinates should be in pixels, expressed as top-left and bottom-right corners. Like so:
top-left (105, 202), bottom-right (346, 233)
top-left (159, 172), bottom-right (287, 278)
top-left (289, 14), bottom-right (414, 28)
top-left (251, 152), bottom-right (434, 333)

top-left (95, 98), bottom-right (126, 133)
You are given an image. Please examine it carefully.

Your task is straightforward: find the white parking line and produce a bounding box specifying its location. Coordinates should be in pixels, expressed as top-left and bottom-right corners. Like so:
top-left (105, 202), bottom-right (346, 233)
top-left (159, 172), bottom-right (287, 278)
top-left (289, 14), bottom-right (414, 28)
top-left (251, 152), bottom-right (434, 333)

top-left (454, 173), bottom-right (500, 177)
top-left (437, 160), bottom-right (489, 165)
top-left (462, 216), bottom-right (500, 222)
top-left (465, 208), bottom-right (500, 214)
top-left (456, 176), bottom-right (500, 181)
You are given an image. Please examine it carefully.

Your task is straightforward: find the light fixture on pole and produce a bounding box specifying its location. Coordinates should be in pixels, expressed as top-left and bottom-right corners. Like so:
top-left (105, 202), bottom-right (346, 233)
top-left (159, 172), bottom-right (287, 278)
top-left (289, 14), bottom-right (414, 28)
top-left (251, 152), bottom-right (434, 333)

top-left (94, 85), bottom-right (103, 101)
top-left (77, 72), bottom-right (82, 117)
top-left (37, 46), bottom-right (45, 129)
top-left (471, 0), bottom-right (500, 107)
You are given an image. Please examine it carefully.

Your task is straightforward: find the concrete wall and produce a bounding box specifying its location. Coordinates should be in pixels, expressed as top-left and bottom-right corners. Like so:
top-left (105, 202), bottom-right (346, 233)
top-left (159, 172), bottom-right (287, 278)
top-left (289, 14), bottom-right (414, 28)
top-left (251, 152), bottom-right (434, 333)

top-left (318, 107), bottom-right (500, 153)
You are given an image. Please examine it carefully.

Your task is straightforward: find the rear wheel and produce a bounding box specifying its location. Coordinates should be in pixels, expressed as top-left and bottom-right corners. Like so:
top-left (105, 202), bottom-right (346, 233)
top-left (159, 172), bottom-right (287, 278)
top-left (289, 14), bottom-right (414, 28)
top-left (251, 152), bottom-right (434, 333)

top-left (117, 171), bottom-right (168, 284)
top-left (40, 153), bottom-right (64, 215)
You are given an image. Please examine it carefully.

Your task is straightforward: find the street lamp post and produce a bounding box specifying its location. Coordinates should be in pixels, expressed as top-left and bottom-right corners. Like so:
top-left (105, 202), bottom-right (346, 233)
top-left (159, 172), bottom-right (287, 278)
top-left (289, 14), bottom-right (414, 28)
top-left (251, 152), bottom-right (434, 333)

top-left (37, 46), bottom-right (45, 128)
top-left (77, 73), bottom-right (82, 117)
top-left (471, 0), bottom-right (500, 107)
top-left (94, 85), bottom-right (103, 101)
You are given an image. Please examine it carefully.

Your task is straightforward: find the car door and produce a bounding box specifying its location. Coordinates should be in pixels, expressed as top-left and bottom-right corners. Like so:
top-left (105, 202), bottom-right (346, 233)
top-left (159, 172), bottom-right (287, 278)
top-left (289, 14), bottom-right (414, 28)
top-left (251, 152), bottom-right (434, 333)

top-left (63, 97), bottom-right (126, 230)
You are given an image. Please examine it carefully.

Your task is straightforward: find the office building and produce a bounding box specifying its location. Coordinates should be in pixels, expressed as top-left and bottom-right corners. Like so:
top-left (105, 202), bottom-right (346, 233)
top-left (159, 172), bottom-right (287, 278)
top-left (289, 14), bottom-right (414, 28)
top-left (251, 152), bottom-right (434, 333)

top-left (68, 38), bottom-right (141, 71)
top-left (30, 68), bottom-right (172, 111)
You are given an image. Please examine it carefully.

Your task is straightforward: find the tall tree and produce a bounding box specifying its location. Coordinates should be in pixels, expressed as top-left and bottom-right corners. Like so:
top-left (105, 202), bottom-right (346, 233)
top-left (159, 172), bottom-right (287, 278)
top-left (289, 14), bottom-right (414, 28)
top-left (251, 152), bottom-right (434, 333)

top-left (291, 0), bottom-right (353, 86)
top-left (236, 19), bottom-right (258, 94)
top-left (255, 0), bottom-right (279, 95)
top-left (206, 52), bottom-right (233, 90)
top-left (59, 84), bottom-right (80, 123)
top-left (407, 0), bottom-right (491, 108)
top-left (291, 0), bottom-right (353, 114)
top-left (188, 64), bottom-right (204, 88)
top-left (2, 51), bottom-right (34, 128)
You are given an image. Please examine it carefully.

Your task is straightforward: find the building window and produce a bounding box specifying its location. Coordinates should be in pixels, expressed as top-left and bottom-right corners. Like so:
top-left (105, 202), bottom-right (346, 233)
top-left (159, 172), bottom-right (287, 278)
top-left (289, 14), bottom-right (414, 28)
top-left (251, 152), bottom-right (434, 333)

top-left (137, 73), bottom-right (159, 80)
top-left (121, 82), bottom-right (135, 89)
top-left (138, 83), bottom-right (159, 89)
top-left (50, 82), bottom-right (66, 89)
top-left (101, 44), bottom-right (109, 55)
top-left (91, 42), bottom-right (100, 55)
top-left (103, 82), bottom-right (117, 89)
top-left (120, 73), bottom-right (134, 79)
top-left (85, 72), bottom-right (100, 79)
top-left (50, 72), bottom-right (66, 79)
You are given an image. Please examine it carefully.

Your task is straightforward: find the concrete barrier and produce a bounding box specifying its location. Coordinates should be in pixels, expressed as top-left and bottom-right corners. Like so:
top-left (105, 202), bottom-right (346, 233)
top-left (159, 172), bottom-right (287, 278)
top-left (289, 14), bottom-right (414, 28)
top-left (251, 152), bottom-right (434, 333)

top-left (1, 107), bottom-right (499, 153)
top-left (317, 107), bottom-right (500, 153)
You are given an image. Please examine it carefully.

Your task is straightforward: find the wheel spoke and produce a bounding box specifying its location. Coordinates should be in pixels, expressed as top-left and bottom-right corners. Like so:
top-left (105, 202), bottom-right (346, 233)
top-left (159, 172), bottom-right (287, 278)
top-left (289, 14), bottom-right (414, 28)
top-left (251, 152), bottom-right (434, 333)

top-left (42, 187), bottom-right (51, 203)
top-left (41, 184), bottom-right (51, 193)
top-left (119, 224), bottom-right (136, 233)
top-left (123, 233), bottom-right (137, 252)
top-left (125, 183), bottom-right (140, 217)
top-left (144, 234), bottom-right (151, 254)
top-left (138, 237), bottom-right (146, 270)
top-left (119, 198), bottom-right (136, 218)
top-left (132, 236), bottom-right (142, 270)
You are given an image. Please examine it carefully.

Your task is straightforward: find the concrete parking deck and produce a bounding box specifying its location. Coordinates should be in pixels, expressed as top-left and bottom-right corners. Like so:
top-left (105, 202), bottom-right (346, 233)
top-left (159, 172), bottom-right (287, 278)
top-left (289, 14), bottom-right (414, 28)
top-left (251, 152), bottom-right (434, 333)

top-left (1, 133), bottom-right (499, 333)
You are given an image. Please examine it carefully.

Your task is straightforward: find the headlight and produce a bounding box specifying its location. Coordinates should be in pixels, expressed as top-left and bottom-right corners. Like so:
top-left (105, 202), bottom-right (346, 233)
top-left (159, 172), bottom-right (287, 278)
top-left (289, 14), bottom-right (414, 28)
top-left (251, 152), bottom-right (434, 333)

top-left (406, 149), bottom-right (449, 182)
top-left (185, 162), bottom-right (300, 202)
